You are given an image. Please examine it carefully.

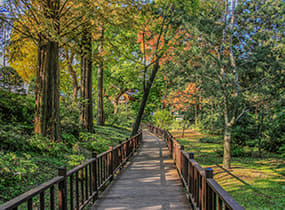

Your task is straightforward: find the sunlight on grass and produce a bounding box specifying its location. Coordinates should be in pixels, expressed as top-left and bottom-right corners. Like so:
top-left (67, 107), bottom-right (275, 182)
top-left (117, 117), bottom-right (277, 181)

top-left (171, 129), bottom-right (285, 210)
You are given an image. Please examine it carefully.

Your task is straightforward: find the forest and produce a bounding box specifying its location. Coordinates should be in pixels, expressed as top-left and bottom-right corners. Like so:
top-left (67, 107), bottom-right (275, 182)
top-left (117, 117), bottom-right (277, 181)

top-left (0, 0), bottom-right (284, 209)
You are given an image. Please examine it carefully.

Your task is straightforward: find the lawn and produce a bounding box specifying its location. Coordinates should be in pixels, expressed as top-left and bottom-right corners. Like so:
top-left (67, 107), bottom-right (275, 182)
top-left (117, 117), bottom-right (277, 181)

top-left (171, 129), bottom-right (285, 210)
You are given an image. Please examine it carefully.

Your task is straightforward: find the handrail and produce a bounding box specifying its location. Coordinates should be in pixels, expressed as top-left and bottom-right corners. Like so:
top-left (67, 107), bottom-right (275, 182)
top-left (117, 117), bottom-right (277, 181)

top-left (148, 124), bottom-right (244, 210)
top-left (0, 176), bottom-right (64, 209)
top-left (0, 130), bottom-right (143, 210)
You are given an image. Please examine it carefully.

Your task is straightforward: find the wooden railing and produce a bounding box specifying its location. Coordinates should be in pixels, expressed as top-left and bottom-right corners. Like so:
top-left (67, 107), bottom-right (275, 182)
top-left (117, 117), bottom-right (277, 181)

top-left (0, 130), bottom-right (142, 210)
top-left (148, 124), bottom-right (244, 210)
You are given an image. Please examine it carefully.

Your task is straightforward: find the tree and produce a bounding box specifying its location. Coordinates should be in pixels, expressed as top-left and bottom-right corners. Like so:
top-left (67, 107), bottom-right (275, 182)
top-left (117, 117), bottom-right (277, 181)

top-left (7, 30), bottom-right (37, 83)
top-left (172, 0), bottom-right (284, 168)
top-left (1, 0), bottom-right (85, 140)
top-left (163, 83), bottom-right (200, 124)
top-left (131, 0), bottom-right (197, 135)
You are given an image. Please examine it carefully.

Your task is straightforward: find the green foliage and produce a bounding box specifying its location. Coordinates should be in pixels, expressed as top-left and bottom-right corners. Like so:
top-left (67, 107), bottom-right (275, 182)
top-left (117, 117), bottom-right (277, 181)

top-left (26, 135), bottom-right (68, 156)
top-left (0, 152), bottom-right (38, 193)
top-left (152, 109), bottom-right (173, 129)
top-left (79, 132), bottom-right (111, 154)
top-left (262, 110), bottom-right (285, 152)
top-left (62, 132), bottom-right (78, 145)
top-left (231, 145), bottom-right (248, 157)
top-left (60, 98), bottom-right (81, 137)
top-left (106, 103), bottom-right (136, 127)
top-left (278, 145), bottom-right (285, 158)
top-left (0, 89), bottom-right (34, 124)
top-left (67, 154), bottom-right (85, 167)
top-left (0, 66), bottom-right (23, 89)
top-left (199, 136), bottom-right (222, 144)
top-left (0, 122), bottom-right (33, 151)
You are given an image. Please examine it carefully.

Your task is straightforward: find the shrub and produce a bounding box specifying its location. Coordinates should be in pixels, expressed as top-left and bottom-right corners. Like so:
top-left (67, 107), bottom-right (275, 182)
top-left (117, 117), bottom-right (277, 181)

top-left (79, 132), bottom-right (111, 154)
top-left (0, 90), bottom-right (34, 124)
top-left (0, 123), bottom-right (32, 151)
top-left (0, 152), bottom-right (38, 184)
top-left (60, 98), bottom-right (81, 137)
top-left (26, 135), bottom-right (68, 156)
top-left (231, 145), bottom-right (248, 157)
top-left (152, 109), bottom-right (173, 129)
top-left (106, 103), bottom-right (136, 127)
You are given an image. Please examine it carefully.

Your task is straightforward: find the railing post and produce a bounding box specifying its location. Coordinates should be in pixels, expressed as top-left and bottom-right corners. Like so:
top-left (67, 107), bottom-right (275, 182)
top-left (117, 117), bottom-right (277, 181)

top-left (180, 145), bottom-right (184, 174)
top-left (109, 146), bottom-right (114, 182)
top-left (126, 138), bottom-right (129, 157)
top-left (205, 168), bottom-right (214, 210)
top-left (58, 166), bottom-right (67, 210)
top-left (119, 140), bottom-right (123, 166)
top-left (188, 153), bottom-right (194, 198)
top-left (92, 152), bottom-right (98, 201)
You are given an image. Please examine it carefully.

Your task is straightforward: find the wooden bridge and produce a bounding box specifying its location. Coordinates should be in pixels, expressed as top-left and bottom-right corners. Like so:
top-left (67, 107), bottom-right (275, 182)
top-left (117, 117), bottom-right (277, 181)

top-left (92, 131), bottom-right (190, 210)
top-left (0, 126), bottom-right (244, 210)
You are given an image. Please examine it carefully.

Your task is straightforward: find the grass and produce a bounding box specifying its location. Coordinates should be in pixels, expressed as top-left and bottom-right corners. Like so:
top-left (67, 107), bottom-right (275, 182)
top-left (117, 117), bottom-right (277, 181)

top-left (171, 129), bottom-right (285, 210)
top-left (0, 125), bottom-right (131, 205)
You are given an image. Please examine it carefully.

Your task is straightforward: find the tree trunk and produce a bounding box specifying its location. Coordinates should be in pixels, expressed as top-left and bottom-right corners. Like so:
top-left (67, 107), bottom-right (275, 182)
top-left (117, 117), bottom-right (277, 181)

top-left (80, 30), bottom-right (93, 132)
top-left (182, 121), bottom-right (186, 138)
top-left (223, 122), bottom-right (232, 169)
top-left (195, 103), bottom-right (198, 126)
top-left (34, 0), bottom-right (61, 141)
top-left (69, 64), bottom-right (78, 102)
top-left (97, 25), bottom-right (104, 125)
top-left (34, 40), bottom-right (61, 141)
top-left (131, 60), bottom-right (160, 136)
top-left (257, 109), bottom-right (264, 157)
top-left (66, 52), bottom-right (78, 102)
top-left (223, 96), bottom-right (234, 169)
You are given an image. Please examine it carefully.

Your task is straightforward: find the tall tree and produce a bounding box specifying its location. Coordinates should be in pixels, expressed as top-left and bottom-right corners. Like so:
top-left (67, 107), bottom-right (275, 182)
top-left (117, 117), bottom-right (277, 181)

top-left (132, 0), bottom-right (199, 135)
top-left (35, 0), bottom-right (61, 140)
top-left (80, 26), bottom-right (93, 132)
top-left (97, 24), bottom-right (104, 125)
top-left (1, 0), bottom-right (85, 140)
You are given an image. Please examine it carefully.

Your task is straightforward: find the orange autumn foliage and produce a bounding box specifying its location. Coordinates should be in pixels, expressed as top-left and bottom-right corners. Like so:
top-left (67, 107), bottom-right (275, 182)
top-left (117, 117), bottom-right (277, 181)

top-left (163, 83), bottom-right (199, 112)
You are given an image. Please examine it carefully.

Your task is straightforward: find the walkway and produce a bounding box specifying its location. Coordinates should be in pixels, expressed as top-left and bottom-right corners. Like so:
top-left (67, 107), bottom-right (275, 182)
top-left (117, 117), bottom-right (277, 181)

top-left (91, 131), bottom-right (190, 210)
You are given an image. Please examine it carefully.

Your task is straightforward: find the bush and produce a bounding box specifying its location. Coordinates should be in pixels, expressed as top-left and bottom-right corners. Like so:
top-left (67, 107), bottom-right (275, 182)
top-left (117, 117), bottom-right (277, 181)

top-left (278, 145), bottom-right (285, 157)
top-left (79, 132), bottom-right (111, 154)
top-left (262, 110), bottom-right (285, 153)
top-left (60, 98), bottom-right (81, 137)
top-left (152, 109), bottom-right (173, 129)
top-left (26, 135), bottom-right (68, 156)
top-left (0, 123), bottom-right (33, 151)
top-left (0, 152), bottom-right (38, 185)
top-left (0, 90), bottom-right (34, 124)
top-left (231, 145), bottom-right (248, 157)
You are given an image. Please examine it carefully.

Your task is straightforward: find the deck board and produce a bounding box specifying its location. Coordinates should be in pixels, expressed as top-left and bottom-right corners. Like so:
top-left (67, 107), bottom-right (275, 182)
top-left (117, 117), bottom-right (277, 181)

top-left (91, 131), bottom-right (191, 210)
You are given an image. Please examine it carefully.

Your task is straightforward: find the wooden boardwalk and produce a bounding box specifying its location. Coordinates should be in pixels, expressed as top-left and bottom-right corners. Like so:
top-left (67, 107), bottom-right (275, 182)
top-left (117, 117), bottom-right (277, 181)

top-left (91, 131), bottom-right (190, 210)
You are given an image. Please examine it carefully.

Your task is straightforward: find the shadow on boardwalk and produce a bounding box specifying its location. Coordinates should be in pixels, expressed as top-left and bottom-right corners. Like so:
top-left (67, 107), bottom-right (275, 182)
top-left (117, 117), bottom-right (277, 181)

top-left (91, 131), bottom-right (190, 210)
